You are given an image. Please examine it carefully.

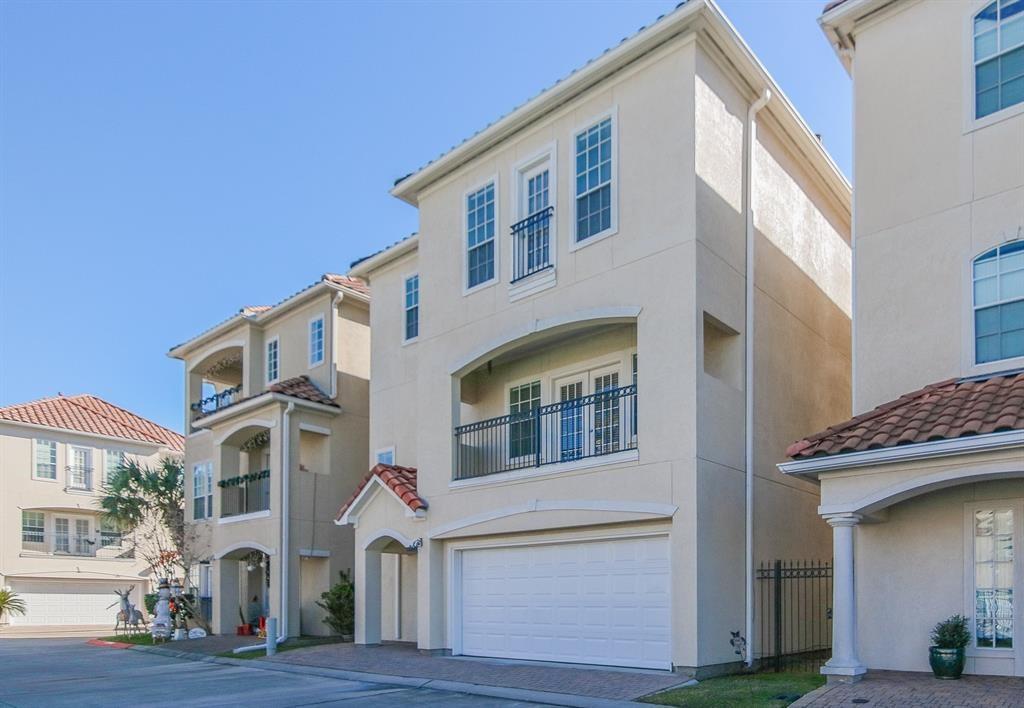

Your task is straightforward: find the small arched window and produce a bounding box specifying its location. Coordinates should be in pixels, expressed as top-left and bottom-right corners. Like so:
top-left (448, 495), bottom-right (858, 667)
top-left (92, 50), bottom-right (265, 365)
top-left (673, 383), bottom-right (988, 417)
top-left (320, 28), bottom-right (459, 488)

top-left (974, 1), bottom-right (1024, 119)
top-left (974, 240), bottom-right (1024, 364)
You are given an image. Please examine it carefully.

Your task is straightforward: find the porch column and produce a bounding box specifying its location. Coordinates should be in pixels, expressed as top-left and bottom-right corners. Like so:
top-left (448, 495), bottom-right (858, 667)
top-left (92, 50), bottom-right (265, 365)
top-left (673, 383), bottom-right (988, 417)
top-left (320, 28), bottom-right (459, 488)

top-left (213, 559), bottom-right (239, 636)
top-left (355, 548), bottom-right (382, 645)
top-left (822, 513), bottom-right (866, 682)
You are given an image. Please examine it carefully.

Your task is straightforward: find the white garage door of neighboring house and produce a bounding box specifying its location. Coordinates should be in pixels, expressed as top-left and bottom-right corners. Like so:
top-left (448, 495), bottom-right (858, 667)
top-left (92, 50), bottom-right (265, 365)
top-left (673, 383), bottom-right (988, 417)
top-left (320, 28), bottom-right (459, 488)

top-left (458, 536), bottom-right (671, 670)
top-left (8, 581), bottom-right (124, 626)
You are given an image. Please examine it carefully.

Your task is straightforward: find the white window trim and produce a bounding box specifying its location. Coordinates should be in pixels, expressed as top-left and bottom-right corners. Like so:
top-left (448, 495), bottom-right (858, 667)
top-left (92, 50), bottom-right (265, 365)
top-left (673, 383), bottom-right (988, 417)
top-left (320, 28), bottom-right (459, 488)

top-left (266, 336), bottom-right (280, 384)
top-left (375, 446), bottom-right (396, 466)
top-left (962, 498), bottom-right (1023, 668)
top-left (32, 439), bottom-right (58, 482)
top-left (966, 239), bottom-right (1024, 371)
top-left (308, 315), bottom-right (325, 368)
top-left (463, 175), bottom-right (500, 296)
top-left (570, 106), bottom-right (619, 252)
top-left (192, 461), bottom-right (213, 521)
top-left (506, 378), bottom-right (542, 465)
top-left (105, 449), bottom-right (126, 485)
top-left (403, 272), bottom-right (420, 345)
top-left (963, 0), bottom-right (1024, 133)
top-left (509, 144), bottom-right (558, 296)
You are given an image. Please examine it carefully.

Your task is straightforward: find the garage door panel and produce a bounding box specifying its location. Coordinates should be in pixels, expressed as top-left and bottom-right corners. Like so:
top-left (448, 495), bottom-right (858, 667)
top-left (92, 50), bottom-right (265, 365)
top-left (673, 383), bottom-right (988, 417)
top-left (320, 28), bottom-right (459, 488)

top-left (460, 537), bottom-right (671, 670)
top-left (9, 581), bottom-right (125, 626)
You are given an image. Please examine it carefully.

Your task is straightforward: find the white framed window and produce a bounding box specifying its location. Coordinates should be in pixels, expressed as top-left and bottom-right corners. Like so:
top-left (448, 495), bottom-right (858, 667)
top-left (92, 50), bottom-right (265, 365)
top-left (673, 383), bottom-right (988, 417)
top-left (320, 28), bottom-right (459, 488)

top-left (376, 447), bottom-right (396, 466)
top-left (574, 114), bottom-right (616, 244)
top-left (105, 449), bottom-right (126, 485)
top-left (309, 316), bottom-right (325, 367)
top-left (508, 380), bottom-right (541, 461)
top-left (22, 510), bottom-right (44, 544)
top-left (974, 1), bottom-right (1024, 120)
top-left (68, 447), bottom-right (92, 490)
top-left (192, 462), bottom-right (213, 520)
top-left (512, 151), bottom-right (556, 282)
top-left (266, 336), bottom-right (280, 383)
top-left (33, 439), bottom-right (57, 480)
top-left (466, 181), bottom-right (497, 291)
top-left (969, 505), bottom-right (1017, 650)
top-left (404, 275), bottom-right (420, 342)
top-left (973, 240), bottom-right (1024, 364)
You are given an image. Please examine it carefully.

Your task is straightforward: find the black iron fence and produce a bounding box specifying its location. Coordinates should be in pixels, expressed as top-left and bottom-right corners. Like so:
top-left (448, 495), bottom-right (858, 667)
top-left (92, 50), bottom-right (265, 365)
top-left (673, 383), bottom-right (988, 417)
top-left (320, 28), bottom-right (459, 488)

top-left (191, 384), bottom-right (243, 420)
top-left (757, 559), bottom-right (833, 672)
top-left (453, 384), bottom-right (637, 481)
top-left (511, 206), bottom-right (554, 282)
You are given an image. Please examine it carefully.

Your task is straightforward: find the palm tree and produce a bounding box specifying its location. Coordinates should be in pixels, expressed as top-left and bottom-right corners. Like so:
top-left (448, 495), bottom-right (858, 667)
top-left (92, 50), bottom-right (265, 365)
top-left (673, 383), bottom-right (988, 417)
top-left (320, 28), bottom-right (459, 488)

top-left (0, 588), bottom-right (27, 623)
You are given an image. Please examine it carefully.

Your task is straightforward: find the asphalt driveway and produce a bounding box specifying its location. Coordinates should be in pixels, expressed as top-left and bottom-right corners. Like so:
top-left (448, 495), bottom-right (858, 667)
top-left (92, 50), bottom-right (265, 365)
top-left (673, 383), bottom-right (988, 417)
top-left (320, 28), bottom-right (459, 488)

top-left (0, 639), bottom-right (538, 707)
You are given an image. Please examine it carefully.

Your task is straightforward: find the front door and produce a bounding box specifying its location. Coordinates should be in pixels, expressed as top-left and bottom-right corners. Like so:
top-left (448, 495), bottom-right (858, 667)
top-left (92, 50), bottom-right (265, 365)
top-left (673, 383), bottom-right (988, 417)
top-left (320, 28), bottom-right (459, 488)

top-left (969, 501), bottom-right (1024, 676)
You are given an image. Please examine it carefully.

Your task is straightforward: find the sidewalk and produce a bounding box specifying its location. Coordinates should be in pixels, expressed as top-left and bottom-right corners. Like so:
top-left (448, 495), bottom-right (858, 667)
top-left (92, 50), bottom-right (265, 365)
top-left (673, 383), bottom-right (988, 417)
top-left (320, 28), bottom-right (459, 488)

top-left (129, 639), bottom-right (691, 707)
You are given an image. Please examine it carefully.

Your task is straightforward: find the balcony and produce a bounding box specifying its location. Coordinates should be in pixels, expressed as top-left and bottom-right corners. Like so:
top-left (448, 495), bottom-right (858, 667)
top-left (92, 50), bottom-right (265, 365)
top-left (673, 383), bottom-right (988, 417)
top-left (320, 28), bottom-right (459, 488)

top-left (66, 465), bottom-right (93, 491)
top-left (454, 384), bottom-right (637, 481)
top-left (219, 470), bottom-right (271, 518)
top-left (191, 384), bottom-right (243, 420)
top-left (511, 206), bottom-right (553, 282)
top-left (21, 531), bottom-right (131, 558)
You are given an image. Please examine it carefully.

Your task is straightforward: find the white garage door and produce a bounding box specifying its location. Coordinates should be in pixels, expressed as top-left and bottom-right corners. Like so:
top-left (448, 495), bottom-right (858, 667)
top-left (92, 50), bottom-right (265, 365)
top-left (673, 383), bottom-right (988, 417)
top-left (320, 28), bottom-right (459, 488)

top-left (459, 536), bottom-right (671, 669)
top-left (9, 581), bottom-right (125, 626)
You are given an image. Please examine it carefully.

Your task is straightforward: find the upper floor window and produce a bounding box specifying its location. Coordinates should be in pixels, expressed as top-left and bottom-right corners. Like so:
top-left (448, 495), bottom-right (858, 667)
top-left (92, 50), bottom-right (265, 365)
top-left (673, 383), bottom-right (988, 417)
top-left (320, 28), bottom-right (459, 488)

top-left (974, 0), bottom-right (1024, 119)
top-left (22, 511), bottom-right (44, 543)
top-left (974, 240), bottom-right (1024, 363)
top-left (575, 117), bottom-right (614, 242)
top-left (512, 159), bottom-right (554, 282)
top-left (404, 275), bottom-right (419, 341)
top-left (34, 439), bottom-right (57, 480)
top-left (105, 449), bottom-right (125, 485)
top-left (376, 447), bottom-right (395, 466)
top-left (193, 462), bottom-right (213, 520)
top-left (309, 316), bottom-right (325, 367)
top-left (466, 182), bottom-right (496, 289)
top-left (266, 337), bottom-right (280, 383)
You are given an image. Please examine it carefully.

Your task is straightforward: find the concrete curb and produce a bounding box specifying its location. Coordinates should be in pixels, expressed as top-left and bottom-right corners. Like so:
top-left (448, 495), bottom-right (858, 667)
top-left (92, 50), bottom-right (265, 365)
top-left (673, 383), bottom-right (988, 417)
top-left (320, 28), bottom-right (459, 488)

top-left (126, 644), bottom-right (652, 707)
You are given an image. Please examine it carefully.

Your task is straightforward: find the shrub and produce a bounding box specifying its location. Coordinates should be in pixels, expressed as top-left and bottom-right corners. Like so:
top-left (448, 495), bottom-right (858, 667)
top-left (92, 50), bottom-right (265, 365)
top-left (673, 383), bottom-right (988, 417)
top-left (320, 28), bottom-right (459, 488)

top-left (931, 615), bottom-right (971, 649)
top-left (144, 593), bottom-right (158, 616)
top-left (317, 569), bottom-right (354, 636)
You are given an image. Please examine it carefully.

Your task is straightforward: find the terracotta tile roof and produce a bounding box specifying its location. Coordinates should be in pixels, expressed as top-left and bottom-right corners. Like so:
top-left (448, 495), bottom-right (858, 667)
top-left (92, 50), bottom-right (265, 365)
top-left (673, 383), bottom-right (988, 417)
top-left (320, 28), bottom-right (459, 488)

top-left (787, 369), bottom-right (1024, 459)
top-left (323, 273), bottom-right (369, 296)
top-left (336, 463), bottom-right (425, 521)
top-left (241, 305), bottom-right (271, 316)
top-left (0, 394), bottom-right (184, 452)
top-left (267, 375), bottom-right (338, 407)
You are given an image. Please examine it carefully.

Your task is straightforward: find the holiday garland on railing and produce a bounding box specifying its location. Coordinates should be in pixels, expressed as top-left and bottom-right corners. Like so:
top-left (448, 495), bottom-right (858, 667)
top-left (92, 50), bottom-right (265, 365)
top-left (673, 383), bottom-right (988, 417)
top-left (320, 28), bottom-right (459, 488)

top-left (217, 469), bottom-right (270, 488)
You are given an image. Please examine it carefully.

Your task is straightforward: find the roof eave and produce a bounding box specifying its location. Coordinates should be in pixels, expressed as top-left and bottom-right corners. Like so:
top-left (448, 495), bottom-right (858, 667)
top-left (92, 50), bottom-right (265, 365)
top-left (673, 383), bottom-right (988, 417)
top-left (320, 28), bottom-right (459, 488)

top-left (191, 392), bottom-right (341, 429)
top-left (818, 0), bottom-right (897, 74)
top-left (348, 234), bottom-right (420, 279)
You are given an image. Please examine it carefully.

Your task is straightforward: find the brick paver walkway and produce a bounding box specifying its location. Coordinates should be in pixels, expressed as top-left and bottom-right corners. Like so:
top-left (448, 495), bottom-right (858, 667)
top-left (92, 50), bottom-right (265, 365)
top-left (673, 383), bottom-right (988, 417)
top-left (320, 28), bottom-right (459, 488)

top-left (793, 670), bottom-right (1024, 707)
top-left (264, 642), bottom-right (688, 701)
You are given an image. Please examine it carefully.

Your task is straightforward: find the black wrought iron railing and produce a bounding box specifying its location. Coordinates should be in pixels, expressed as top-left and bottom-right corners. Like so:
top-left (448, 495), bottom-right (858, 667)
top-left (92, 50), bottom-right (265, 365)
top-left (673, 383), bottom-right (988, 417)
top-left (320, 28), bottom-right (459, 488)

top-left (220, 471), bottom-right (271, 517)
top-left (511, 206), bottom-right (554, 282)
top-left (453, 384), bottom-right (636, 481)
top-left (191, 385), bottom-right (243, 419)
top-left (66, 465), bottom-right (93, 490)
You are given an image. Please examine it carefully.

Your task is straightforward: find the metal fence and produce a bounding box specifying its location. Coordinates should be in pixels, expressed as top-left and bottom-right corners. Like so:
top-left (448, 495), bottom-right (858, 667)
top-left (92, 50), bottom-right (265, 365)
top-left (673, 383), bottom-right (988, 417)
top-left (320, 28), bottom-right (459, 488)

top-left (756, 559), bottom-right (833, 672)
top-left (191, 384), bottom-right (243, 420)
top-left (453, 384), bottom-right (637, 481)
top-left (511, 206), bottom-right (554, 282)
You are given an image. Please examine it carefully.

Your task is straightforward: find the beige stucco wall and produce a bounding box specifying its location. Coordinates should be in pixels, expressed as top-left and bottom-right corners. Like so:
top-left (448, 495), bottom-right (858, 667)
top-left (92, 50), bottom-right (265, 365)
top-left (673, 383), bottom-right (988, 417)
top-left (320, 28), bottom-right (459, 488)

top-left (357, 27), bottom-right (851, 672)
top-left (852, 0), bottom-right (1024, 413)
top-left (0, 422), bottom-right (172, 615)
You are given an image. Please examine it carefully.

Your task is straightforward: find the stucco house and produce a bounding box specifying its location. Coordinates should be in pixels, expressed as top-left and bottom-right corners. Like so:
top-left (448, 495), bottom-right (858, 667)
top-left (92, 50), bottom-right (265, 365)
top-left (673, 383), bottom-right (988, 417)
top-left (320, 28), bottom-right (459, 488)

top-left (168, 273), bottom-right (370, 637)
top-left (0, 394), bottom-right (183, 627)
top-left (780, 0), bottom-right (1024, 681)
top-left (336, 0), bottom-right (853, 676)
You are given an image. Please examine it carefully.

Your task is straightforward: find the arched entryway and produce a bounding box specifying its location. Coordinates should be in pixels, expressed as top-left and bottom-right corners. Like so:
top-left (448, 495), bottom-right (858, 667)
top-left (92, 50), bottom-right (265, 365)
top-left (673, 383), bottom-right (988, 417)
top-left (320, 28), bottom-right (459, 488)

top-left (211, 542), bottom-right (275, 636)
top-left (358, 530), bottom-right (419, 646)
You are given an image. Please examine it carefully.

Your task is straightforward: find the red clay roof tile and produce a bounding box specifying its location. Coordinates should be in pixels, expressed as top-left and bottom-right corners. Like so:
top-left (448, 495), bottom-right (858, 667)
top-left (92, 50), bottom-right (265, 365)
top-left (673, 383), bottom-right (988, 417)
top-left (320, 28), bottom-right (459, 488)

top-left (336, 463), bottom-right (425, 521)
top-left (267, 375), bottom-right (338, 407)
top-left (787, 370), bottom-right (1024, 459)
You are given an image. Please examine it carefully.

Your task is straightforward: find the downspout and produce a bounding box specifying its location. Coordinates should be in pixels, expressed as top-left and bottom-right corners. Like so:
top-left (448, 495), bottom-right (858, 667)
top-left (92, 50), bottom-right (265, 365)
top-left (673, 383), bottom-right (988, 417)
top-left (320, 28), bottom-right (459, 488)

top-left (330, 293), bottom-right (344, 399)
top-left (744, 87), bottom-right (770, 667)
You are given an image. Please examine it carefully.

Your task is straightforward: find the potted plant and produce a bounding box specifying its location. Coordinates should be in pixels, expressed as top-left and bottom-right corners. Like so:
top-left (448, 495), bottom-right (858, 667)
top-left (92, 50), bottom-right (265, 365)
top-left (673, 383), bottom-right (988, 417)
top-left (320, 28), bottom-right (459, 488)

top-left (929, 614), bottom-right (970, 679)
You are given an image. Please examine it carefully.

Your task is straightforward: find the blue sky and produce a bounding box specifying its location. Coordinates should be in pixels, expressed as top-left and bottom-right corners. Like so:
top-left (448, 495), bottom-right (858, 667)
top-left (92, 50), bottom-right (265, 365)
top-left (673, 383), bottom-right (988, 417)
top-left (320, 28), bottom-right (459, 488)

top-left (0, 0), bottom-right (850, 433)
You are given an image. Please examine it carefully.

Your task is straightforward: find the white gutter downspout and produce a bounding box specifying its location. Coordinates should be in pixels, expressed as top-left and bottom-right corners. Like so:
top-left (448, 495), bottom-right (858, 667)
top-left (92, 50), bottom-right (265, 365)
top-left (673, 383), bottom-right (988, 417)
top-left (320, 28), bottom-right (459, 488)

top-left (330, 293), bottom-right (344, 398)
top-left (744, 87), bottom-right (771, 668)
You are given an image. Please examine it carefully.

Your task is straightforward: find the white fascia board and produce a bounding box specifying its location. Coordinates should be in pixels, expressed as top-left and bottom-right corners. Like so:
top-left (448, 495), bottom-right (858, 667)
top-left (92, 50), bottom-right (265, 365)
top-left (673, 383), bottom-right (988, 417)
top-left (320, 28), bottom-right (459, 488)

top-left (348, 235), bottom-right (419, 279)
top-left (778, 430), bottom-right (1024, 478)
top-left (192, 393), bottom-right (341, 430)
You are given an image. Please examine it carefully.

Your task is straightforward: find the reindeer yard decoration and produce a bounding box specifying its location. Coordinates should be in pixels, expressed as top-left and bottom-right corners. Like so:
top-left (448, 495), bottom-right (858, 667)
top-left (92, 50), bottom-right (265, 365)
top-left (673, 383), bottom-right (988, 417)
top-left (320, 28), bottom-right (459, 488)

top-left (109, 585), bottom-right (147, 636)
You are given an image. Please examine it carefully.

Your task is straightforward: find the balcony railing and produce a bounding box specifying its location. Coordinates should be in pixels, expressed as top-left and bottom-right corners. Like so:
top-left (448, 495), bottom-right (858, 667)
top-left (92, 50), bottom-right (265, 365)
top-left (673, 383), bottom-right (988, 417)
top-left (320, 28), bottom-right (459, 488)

top-left (511, 206), bottom-right (554, 282)
top-left (453, 384), bottom-right (637, 481)
top-left (191, 384), bottom-right (243, 419)
top-left (66, 465), bottom-right (93, 490)
top-left (220, 471), bottom-right (271, 518)
top-left (21, 532), bottom-right (131, 557)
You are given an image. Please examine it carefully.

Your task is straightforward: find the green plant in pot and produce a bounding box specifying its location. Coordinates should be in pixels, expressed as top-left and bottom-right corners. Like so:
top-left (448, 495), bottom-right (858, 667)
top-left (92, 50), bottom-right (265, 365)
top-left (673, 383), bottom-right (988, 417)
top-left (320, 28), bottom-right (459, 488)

top-left (929, 614), bottom-right (970, 679)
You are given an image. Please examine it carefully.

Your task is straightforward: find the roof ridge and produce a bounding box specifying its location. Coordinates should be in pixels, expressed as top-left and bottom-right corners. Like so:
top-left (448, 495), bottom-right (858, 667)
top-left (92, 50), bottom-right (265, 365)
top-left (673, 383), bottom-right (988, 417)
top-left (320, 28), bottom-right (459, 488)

top-left (63, 395), bottom-right (183, 448)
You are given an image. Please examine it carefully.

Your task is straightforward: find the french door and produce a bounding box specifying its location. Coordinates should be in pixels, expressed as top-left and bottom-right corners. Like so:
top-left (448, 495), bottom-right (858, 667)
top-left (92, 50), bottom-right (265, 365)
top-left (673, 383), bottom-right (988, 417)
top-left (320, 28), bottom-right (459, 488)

top-left (553, 366), bottom-right (625, 462)
top-left (69, 447), bottom-right (92, 489)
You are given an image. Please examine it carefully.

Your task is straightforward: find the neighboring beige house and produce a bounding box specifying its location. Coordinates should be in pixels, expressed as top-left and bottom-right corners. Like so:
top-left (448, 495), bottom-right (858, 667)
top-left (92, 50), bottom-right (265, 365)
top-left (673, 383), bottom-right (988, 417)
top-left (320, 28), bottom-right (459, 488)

top-left (337, 0), bottom-right (852, 676)
top-left (0, 394), bottom-right (183, 627)
top-left (781, 0), bottom-right (1024, 681)
top-left (168, 273), bottom-right (369, 637)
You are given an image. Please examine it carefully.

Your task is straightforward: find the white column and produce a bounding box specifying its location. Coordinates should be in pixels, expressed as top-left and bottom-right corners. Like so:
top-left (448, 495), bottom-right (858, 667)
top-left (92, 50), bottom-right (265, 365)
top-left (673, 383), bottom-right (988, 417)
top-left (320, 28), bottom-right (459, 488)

top-left (822, 513), bottom-right (866, 682)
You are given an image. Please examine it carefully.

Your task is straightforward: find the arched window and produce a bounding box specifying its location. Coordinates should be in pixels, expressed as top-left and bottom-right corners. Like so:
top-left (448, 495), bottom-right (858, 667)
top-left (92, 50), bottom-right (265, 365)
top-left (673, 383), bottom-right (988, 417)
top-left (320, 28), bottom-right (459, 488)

top-left (974, 240), bottom-right (1024, 364)
top-left (974, 1), bottom-right (1024, 119)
